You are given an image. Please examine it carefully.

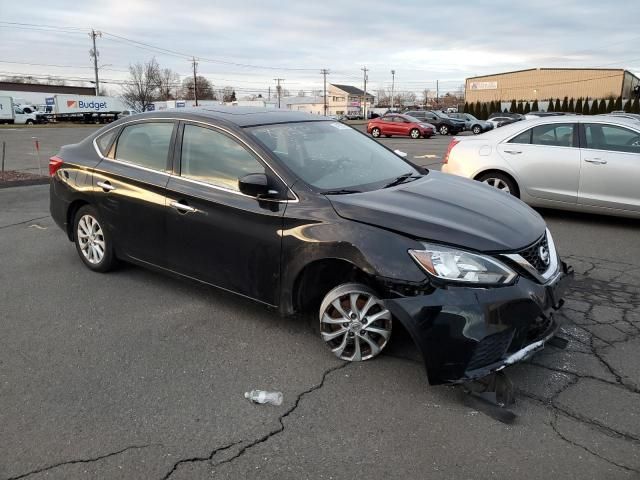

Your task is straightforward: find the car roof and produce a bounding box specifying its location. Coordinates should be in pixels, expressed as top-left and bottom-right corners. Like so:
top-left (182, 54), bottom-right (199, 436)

top-left (118, 106), bottom-right (332, 127)
top-left (463, 114), bottom-right (640, 141)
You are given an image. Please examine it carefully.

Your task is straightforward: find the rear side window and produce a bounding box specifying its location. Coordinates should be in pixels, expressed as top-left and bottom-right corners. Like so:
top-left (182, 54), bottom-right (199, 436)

top-left (180, 124), bottom-right (265, 191)
top-left (584, 124), bottom-right (640, 154)
top-left (115, 122), bottom-right (175, 170)
top-left (509, 129), bottom-right (532, 144)
top-left (96, 128), bottom-right (118, 156)
top-left (531, 123), bottom-right (574, 147)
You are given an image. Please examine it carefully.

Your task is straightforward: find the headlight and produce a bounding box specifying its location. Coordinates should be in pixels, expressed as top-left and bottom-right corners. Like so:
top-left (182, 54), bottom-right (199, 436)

top-left (409, 243), bottom-right (516, 285)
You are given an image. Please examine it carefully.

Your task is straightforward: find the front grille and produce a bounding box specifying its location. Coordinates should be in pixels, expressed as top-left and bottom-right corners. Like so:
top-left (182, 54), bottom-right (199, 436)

top-left (467, 329), bottom-right (515, 371)
top-left (518, 234), bottom-right (550, 274)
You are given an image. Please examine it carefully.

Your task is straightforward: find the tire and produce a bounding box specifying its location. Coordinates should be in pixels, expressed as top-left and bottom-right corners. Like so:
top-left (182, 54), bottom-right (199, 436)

top-left (319, 283), bottom-right (392, 362)
top-left (73, 205), bottom-right (116, 272)
top-left (371, 127), bottom-right (381, 138)
top-left (439, 124), bottom-right (449, 135)
top-left (26, 119), bottom-right (34, 125)
top-left (410, 128), bottom-right (420, 139)
top-left (476, 172), bottom-right (518, 197)
top-left (472, 125), bottom-right (482, 135)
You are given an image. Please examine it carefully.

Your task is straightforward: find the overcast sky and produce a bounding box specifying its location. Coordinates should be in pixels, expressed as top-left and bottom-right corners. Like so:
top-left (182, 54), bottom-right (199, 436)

top-left (1, 0), bottom-right (639, 98)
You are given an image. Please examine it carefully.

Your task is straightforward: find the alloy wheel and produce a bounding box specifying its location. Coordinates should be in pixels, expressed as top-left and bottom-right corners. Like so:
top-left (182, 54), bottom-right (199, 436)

top-left (319, 284), bottom-right (392, 361)
top-left (482, 177), bottom-right (511, 194)
top-left (439, 125), bottom-right (448, 135)
top-left (372, 127), bottom-right (381, 138)
top-left (473, 125), bottom-right (481, 134)
top-left (410, 129), bottom-right (420, 139)
top-left (77, 214), bottom-right (106, 264)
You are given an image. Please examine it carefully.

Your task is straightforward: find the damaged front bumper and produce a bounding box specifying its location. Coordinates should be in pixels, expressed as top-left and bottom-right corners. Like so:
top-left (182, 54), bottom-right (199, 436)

top-left (384, 261), bottom-right (574, 385)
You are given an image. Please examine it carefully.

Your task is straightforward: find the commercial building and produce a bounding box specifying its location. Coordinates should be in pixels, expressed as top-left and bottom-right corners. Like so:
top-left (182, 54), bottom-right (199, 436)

top-left (281, 84), bottom-right (375, 116)
top-left (0, 81), bottom-right (95, 105)
top-left (465, 68), bottom-right (640, 103)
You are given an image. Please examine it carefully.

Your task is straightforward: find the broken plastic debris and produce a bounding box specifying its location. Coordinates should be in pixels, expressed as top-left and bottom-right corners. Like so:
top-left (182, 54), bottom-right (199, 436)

top-left (244, 390), bottom-right (283, 405)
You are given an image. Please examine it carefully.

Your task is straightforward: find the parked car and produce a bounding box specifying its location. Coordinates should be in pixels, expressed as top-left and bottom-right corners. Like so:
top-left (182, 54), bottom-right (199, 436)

top-left (601, 112), bottom-right (640, 123)
top-left (405, 110), bottom-right (464, 135)
top-left (448, 113), bottom-right (494, 134)
top-left (442, 115), bottom-right (640, 218)
top-left (487, 112), bottom-right (524, 128)
top-left (367, 114), bottom-right (435, 139)
top-left (49, 107), bottom-right (571, 385)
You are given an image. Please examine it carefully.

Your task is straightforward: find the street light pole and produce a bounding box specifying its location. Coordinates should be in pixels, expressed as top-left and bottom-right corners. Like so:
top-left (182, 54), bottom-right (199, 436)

top-left (390, 69), bottom-right (395, 112)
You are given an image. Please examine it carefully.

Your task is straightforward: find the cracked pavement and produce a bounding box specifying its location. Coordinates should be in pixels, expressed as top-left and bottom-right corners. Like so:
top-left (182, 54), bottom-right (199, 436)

top-left (1, 176), bottom-right (639, 479)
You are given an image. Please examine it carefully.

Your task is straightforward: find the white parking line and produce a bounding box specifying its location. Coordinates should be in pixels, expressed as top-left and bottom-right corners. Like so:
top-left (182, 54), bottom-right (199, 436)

top-left (414, 154), bottom-right (439, 159)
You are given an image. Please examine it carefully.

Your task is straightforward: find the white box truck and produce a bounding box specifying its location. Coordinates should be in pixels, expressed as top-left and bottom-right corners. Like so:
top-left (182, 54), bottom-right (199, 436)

top-left (0, 96), bottom-right (39, 125)
top-left (48, 95), bottom-right (128, 123)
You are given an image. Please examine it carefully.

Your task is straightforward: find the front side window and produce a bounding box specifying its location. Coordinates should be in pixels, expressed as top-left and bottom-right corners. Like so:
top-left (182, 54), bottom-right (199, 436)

top-left (248, 121), bottom-right (418, 191)
top-left (584, 124), bottom-right (640, 154)
top-left (180, 124), bottom-right (265, 191)
top-left (531, 123), bottom-right (574, 147)
top-left (115, 122), bottom-right (174, 170)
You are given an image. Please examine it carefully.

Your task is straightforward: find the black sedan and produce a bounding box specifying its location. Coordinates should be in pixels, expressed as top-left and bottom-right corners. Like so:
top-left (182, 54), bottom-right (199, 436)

top-left (49, 107), bottom-right (571, 385)
top-left (405, 110), bottom-right (465, 135)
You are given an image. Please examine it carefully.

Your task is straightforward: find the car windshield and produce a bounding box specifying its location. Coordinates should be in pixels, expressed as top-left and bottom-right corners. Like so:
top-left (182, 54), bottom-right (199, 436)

top-left (433, 111), bottom-right (449, 118)
top-left (247, 121), bottom-right (419, 191)
top-left (466, 114), bottom-right (478, 120)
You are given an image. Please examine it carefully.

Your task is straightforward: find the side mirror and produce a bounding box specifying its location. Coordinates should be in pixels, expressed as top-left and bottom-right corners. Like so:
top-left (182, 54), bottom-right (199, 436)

top-left (238, 173), bottom-right (279, 199)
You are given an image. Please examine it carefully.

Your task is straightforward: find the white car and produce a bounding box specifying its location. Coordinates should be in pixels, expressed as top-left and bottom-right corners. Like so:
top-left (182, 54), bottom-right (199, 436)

top-left (442, 115), bottom-right (640, 218)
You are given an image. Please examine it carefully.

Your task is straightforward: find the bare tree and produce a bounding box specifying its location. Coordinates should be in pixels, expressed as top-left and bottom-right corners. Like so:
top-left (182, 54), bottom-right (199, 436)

top-left (158, 68), bottom-right (180, 100)
top-left (222, 86), bottom-right (236, 102)
top-left (122, 58), bottom-right (161, 111)
top-left (180, 76), bottom-right (215, 100)
top-left (376, 89), bottom-right (390, 107)
top-left (421, 89), bottom-right (430, 106)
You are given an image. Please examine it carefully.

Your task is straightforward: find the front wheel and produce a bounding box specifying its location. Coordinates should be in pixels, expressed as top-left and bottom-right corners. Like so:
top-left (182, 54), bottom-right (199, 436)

top-left (371, 127), bottom-right (381, 138)
top-left (73, 205), bottom-right (116, 272)
top-left (439, 125), bottom-right (449, 135)
top-left (319, 283), bottom-right (392, 362)
top-left (410, 128), bottom-right (421, 139)
top-left (472, 125), bottom-right (482, 135)
top-left (476, 172), bottom-right (518, 197)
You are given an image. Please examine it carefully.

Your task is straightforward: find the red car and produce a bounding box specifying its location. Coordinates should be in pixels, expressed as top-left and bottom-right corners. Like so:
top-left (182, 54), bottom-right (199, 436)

top-left (367, 114), bottom-right (435, 139)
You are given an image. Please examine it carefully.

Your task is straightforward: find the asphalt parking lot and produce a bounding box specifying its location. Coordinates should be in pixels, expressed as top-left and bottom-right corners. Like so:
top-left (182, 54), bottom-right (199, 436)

top-left (1, 125), bottom-right (639, 479)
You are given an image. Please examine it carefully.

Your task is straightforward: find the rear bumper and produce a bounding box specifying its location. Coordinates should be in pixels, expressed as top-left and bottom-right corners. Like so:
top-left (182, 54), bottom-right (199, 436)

top-left (383, 261), bottom-right (573, 385)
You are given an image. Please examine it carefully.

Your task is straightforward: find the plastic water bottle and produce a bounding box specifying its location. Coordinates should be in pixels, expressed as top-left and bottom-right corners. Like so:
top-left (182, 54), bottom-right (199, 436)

top-left (244, 390), bottom-right (283, 405)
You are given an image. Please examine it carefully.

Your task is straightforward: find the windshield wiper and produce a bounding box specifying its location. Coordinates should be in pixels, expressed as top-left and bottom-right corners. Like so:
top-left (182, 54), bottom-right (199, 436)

top-left (321, 188), bottom-right (362, 195)
top-left (383, 172), bottom-right (420, 188)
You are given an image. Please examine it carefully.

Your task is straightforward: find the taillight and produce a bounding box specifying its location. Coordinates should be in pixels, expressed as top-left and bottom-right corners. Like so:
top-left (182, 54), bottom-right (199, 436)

top-left (442, 138), bottom-right (460, 165)
top-left (49, 155), bottom-right (64, 176)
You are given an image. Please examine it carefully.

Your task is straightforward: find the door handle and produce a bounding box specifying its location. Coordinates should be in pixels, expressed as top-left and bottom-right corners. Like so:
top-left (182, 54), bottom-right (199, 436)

top-left (503, 150), bottom-right (522, 155)
top-left (584, 158), bottom-right (607, 165)
top-left (96, 181), bottom-right (116, 192)
top-left (169, 200), bottom-right (197, 214)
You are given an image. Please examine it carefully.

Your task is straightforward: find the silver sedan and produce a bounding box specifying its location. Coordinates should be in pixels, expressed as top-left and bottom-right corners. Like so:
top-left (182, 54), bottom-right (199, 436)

top-left (442, 115), bottom-right (640, 218)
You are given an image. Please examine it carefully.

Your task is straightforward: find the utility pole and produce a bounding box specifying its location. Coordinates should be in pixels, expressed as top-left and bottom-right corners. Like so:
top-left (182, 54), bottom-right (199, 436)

top-left (361, 66), bottom-right (369, 119)
top-left (274, 78), bottom-right (284, 108)
top-left (268, 86), bottom-right (271, 100)
top-left (192, 57), bottom-right (199, 106)
top-left (89, 29), bottom-right (102, 96)
top-left (320, 69), bottom-right (329, 116)
top-left (390, 69), bottom-right (395, 112)
top-left (436, 80), bottom-right (439, 108)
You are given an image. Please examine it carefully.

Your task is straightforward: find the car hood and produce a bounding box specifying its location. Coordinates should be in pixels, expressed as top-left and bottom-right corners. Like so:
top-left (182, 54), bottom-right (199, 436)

top-left (327, 171), bottom-right (545, 252)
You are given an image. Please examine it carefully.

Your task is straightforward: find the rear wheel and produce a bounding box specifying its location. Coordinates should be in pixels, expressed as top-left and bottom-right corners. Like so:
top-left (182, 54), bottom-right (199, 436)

top-left (73, 205), bottom-right (116, 272)
top-left (26, 119), bottom-right (34, 125)
top-left (476, 172), bottom-right (518, 197)
top-left (319, 283), bottom-right (392, 362)
top-left (439, 125), bottom-right (449, 135)
top-left (371, 127), bottom-right (381, 138)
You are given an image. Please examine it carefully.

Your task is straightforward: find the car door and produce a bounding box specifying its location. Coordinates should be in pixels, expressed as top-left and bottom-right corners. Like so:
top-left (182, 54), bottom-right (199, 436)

top-left (93, 120), bottom-right (176, 266)
top-left (395, 116), bottom-right (411, 135)
top-left (378, 116), bottom-right (393, 135)
top-left (578, 122), bottom-right (640, 212)
top-left (165, 121), bottom-right (287, 305)
top-left (424, 112), bottom-right (440, 129)
top-left (496, 122), bottom-right (580, 203)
